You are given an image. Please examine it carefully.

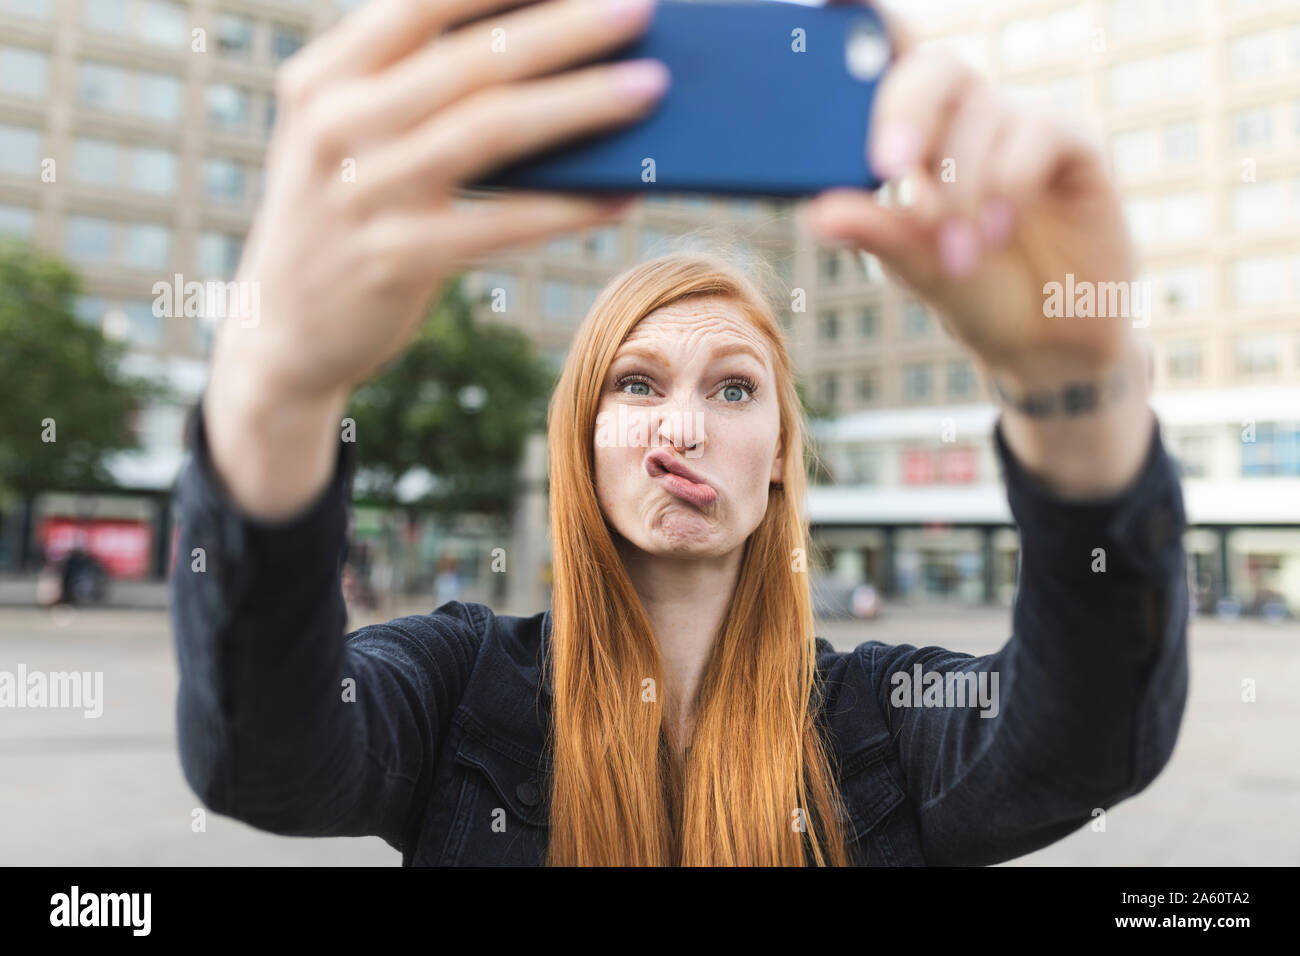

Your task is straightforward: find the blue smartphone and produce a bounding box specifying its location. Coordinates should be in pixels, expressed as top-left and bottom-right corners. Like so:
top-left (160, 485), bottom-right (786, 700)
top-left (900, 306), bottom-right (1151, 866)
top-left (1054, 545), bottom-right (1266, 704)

top-left (467, 0), bottom-right (892, 198)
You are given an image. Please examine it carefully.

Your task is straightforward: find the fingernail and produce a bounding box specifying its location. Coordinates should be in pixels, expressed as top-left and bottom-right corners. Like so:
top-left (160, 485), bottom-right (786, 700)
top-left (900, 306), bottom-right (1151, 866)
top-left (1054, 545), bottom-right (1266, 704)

top-left (871, 124), bottom-right (920, 179)
top-left (604, 0), bottom-right (655, 26)
top-left (980, 199), bottom-right (1014, 246)
top-left (938, 219), bottom-right (979, 278)
top-left (613, 58), bottom-right (670, 102)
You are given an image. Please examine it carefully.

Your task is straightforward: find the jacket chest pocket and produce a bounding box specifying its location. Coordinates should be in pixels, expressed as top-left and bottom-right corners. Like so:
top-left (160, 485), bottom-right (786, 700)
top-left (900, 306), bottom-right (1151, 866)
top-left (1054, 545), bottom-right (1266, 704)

top-left (438, 732), bottom-right (550, 866)
top-left (836, 737), bottom-right (919, 866)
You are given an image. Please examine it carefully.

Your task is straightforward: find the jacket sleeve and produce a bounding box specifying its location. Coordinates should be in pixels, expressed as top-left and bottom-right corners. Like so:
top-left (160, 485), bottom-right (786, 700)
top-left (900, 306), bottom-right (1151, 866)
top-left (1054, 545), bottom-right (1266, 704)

top-left (169, 398), bottom-right (481, 853)
top-left (858, 415), bottom-right (1190, 865)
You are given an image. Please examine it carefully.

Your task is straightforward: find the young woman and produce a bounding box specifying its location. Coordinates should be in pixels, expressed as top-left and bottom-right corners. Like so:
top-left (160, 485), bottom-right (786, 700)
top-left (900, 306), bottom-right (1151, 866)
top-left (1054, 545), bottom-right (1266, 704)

top-left (171, 0), bottom-right (1189, 866)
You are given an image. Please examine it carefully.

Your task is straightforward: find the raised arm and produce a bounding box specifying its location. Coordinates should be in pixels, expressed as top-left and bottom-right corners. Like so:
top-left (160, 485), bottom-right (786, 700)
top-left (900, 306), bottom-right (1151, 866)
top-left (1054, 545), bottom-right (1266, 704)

top-left (172, 0), bottom-right (667, 848)
top-left (858, 396), bottom-right (1188, 865)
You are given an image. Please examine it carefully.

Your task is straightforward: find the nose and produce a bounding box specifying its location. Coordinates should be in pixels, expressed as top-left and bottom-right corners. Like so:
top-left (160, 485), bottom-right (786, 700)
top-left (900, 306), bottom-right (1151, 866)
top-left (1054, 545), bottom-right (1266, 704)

top-left (654, 400), bottom-right (707, 459)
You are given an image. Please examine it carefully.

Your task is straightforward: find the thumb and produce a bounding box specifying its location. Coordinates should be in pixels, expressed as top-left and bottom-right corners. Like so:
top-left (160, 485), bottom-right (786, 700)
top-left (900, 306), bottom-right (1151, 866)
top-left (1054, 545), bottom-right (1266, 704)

top-left (802, 189), bottom-right (935, 286)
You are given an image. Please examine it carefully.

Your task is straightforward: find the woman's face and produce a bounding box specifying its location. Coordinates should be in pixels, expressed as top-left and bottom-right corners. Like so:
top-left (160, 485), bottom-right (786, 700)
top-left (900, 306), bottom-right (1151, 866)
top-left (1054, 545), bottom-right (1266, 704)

top-left (593, 296), bottom-right (784, 559)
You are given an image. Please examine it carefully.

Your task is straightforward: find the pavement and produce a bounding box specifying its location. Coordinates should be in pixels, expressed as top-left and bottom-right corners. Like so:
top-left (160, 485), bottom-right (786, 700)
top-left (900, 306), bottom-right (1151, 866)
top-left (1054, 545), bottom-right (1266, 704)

top-left (0, 602), bottom-right (1296, 866)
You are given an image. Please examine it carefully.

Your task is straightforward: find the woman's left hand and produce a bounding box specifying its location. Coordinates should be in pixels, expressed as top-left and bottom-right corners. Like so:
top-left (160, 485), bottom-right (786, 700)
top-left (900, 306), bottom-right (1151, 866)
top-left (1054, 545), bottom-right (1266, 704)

top-left (803, 3), bottom-right (1138, 386)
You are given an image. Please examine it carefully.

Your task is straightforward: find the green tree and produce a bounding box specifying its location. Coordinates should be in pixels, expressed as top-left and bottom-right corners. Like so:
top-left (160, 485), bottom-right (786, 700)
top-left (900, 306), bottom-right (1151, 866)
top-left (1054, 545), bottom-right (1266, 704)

top-left (346, 277), bottom-right (555, 517)
top-left (0, 239), bottom-right (163, 564)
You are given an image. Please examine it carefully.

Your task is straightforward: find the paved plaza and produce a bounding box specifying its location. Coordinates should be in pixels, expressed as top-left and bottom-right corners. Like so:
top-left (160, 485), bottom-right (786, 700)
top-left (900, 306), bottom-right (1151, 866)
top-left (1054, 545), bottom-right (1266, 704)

top-left (1, 602), bottom-right (1295, 865)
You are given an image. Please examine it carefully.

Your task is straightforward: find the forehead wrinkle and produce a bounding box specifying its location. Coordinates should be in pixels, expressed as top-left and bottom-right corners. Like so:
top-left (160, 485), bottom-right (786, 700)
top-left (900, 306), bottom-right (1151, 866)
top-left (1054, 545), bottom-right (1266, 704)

top-left (618, 301), bottom-right (773, 374)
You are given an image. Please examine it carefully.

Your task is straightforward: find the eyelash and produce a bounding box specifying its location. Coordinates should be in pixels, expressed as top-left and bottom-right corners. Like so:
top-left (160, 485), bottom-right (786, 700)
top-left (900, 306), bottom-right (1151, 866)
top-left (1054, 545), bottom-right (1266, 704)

top-left (614, 373), bottom-right (758, 401)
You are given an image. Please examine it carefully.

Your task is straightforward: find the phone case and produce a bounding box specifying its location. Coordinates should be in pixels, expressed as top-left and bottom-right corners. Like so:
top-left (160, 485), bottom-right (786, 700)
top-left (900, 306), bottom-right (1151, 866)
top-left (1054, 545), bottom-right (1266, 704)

top-left (467, 0), bottom-right (891, 197)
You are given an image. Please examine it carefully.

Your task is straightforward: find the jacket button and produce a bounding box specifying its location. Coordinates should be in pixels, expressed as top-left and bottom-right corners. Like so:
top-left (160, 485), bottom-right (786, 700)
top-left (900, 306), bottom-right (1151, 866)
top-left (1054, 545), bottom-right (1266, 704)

top-left (516, 781), bottom-right (540, 807)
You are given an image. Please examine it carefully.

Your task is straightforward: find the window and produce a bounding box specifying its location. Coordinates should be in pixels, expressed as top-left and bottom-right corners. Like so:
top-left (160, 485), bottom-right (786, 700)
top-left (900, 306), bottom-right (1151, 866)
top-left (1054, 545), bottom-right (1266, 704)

top-left (585, 227), bottom-right (617, 260)
top-left (854, 375), bottom-right (876, 404)
top-left (208, 84), bottom-right (252, 129)
top-left (271, 24), bottom-right (305, 62)
top-left (820, 374), bottom-right (839, 407)
top-left (818, 250), bottom-right (840, 281)
top-left (1125, 193), bottom-right (1208, 243)
top-left (902, 364), bottom-right (931, 401)
top-left (1166, 342), bottom-right (1202, 381)
top-left (3, 0), bottom-right (52, 18)
top-left (999, 6), bottom-right (1087, 68)
top-left (77, 63), bottom-right (181, 120)
top-left (1112, 128), bottom-right (1159, 178)
top-left (542, 280), bottom-right (569, 320)
top-left (1232, 106), bottom-right (1274, 149)
top-left (130, 147), bottom-right (176, 194)
top-left (1170, 430), bottom-right (1211, 478)
top-left (123, 223), bottom-right (170, 270)
top-left (77, 62), bottom-right (123, 110)
top-left (1233, 256), bottom-right (1289, 306)
top-left (544, 234), bottom-right (579, 255)
top-left (1110, 49), bottom-right (1204, 106)
top-left (903, 302), bottom-right (931, 337)
top-left (216, 14), bottom-right (254, 59)
top-left (137, 72), bottom-right (182, 121)
top-left (1242, 423), bottom-right (1300, 477)
top-left (1234, 181), bottom-right (1287, 231)
top-left (120, 299), bottom-right (163, 347)
top-left (0, 124), bottom-right (40, 175)
top-left (1164, 121), bottom-right (1200, 165)
top-left (946, 360), bottom-right (976, 398)
top-left (1235, 335), bottom-right (1280, 376)
top-left (72, 138), bottom-right (117, 184)
top-left (0, 203), bottom-right (34, 236)
top-left (139, 0), bottom-right (187, 47)
top-left (818, 311), bottom-right (839, 342)
top-left (202, 157), bottom-right (246, 202)
top-left (65, 216), bottom-right (114, 263)
top-left (0, 46), bottom-right (45, 97)
top-left (857, 306), bottom-right (879, 338)
top-left (74, 295), bottom-right (106, 327)
top-left (638, 227), bottom-right (670, 258)
top-left (1161, 266), bottom-right (1208, 312)
top-left (197, 232), bottom-right (243, 276)
top-left (83, 0), bottom-right (127, 33)
top-left (1230, 32), bottom-right (1277, 80)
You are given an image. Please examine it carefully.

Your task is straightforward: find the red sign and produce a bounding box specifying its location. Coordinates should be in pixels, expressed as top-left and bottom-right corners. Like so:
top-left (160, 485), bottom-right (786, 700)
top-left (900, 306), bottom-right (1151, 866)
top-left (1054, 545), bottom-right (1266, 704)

top-left (39, 518), bottom-right (152, 579)
top-left (902, 449), bottom-right (934, 484)
top-left (901, 446), bottom-right (977, 485)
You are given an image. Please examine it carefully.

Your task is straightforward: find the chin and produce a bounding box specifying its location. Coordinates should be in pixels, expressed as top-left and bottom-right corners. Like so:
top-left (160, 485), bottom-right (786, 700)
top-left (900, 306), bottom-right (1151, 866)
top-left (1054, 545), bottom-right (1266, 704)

top-left (642, 514), bottom-right (733, 558)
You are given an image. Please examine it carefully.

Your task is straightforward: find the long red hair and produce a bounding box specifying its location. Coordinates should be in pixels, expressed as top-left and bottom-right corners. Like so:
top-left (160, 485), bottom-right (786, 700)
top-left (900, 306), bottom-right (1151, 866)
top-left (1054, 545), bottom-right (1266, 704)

top-left (544, 252), bottom-right (850, 866)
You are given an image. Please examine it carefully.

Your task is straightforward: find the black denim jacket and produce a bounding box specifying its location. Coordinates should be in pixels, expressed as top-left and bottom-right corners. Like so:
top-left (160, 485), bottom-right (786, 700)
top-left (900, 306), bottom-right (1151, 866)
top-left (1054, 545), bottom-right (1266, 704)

top-left (171, 401), bottom-right (1189, 866)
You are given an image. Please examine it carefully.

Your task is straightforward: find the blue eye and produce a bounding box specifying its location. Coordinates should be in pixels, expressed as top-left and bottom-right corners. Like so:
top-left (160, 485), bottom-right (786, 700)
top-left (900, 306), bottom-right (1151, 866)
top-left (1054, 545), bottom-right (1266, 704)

top-left (718, 376), bottom-right (757, 403)
top-left (615, 374), bottom-right (653, 396)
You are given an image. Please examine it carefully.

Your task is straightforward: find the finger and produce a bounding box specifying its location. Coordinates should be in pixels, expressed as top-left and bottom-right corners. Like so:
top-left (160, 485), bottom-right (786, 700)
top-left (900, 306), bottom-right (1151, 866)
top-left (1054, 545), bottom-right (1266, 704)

top-left (352, 58), bottom-right (670, 209)
top-left (327, 0), bottom-right (659, 146)
top-left (933, 84), bottom-right (1008, 225)
top-left (989, 109), bottom-right (1102, 215)
top-left (384, 193), bottom-right (636, 278)
top-left (278, 0), bottom-right (534, 110)
top-left (868, 49), bottom-right (975, 182)
top-left (802, 188), bottom-right (937, 288)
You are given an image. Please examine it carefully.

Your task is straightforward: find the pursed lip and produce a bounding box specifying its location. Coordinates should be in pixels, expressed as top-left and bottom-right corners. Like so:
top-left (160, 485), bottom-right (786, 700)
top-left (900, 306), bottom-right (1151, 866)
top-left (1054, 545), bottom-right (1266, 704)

top-left (644, 448), bottom-right (717, 507)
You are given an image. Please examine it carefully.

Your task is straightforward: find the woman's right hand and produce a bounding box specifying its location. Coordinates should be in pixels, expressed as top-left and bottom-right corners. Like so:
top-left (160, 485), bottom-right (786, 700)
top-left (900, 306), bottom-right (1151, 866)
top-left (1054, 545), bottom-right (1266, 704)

top-left (204, 0), bottom-right (666, 519)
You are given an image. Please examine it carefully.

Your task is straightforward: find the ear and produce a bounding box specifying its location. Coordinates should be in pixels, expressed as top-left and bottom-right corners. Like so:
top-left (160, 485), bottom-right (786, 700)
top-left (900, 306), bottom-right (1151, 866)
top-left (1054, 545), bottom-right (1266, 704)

top-left (769, 436), bottom-right (785, 485)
